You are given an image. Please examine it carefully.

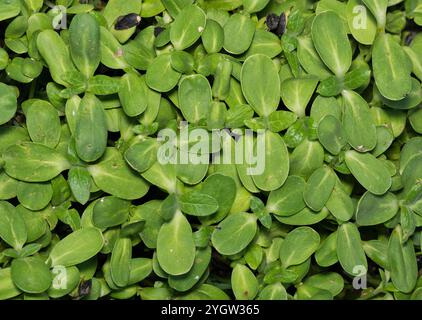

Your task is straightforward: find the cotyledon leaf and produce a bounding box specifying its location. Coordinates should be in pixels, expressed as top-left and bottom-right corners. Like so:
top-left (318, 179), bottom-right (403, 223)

top-left (304, 166), bottom-right (336, 211)
top-left (211, 212), bottom-right (257, 255)
top-left (0, 268), bottom-right (21, 300)
top-left (372, 33), bottom-right (412, 101)
top-left (75, 93), bottom-right (108, 163)
top-left (170, 5), bottom-right (206, 50)
top-left (25, 101), bottom-right (61, 148)
top-left (156, 210), bottom-right (196, 276)
top-left (0, 83), bottom-right (17, 126)
top-left (119, 72), bottom-right (148, 117)
top-left (356, 191), bottom-right (399, 226)
top-left (11, 257), bottom-right (51, 294)
top-left (251, 131), bottom-right (289, 192)
top-left (231, 264), bottom-right (259, 300)
top-left (311, 11), bottom-right (352, 77)
top-left (336, 223), bottom-right (367, 276)
top-left (168, 246), bottom-right (212, 292)
top-left (280, 77), bottom-right (319, 118)
top-left (0, 0), bottom-right (20, 22)
top-left (223, 13), bottom-right (256, 55)
top-left (266, 175), bottom-right (306, 216)
top-left (297, 36), bottom-right (332, 80)
top-left (361, 0), bottom-right (388, 27)
top-left (388, 225), bottom-right (418, 293)
top-left (36, 29), bottom-right (77, 86)
top-left (289, 139), bottom-right (325, 179)
top-left (179, 192), bottom-right (219, 216)
top-left (3, 142), bottom-right (70, 182)
top-left (69, 13), bottom-right (101, 79)
top-left (88, 147), bottom-right (149, 200)
top-left (241, 54), bottom-right (280, 117)
top-left (146, 54), bottom-right (181, 92)
top-left (0, 201), bottom-right (27, 250)
top-left (345, 150), bottom-right (392, 195)
top-left (346, 0), bottom-right (377, 45)
top-left (178, 74), bottom-right (212, 124)
top-left (279, 227), bottom-right (320, 268)
top-left (317, 115), bottom-right (347, 155)
top-left (67, 166), bottom-right (91, 205)
top-left (48, 227), bottom-right (104, 267)
top-left (110, 238), bottom-right (132, 287)
top-left (342, 90), bottom-right (377, 152)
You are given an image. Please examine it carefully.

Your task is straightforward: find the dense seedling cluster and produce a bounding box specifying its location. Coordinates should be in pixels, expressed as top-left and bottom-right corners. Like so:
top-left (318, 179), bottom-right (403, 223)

top-left (0, 0), bottom-right (422, 300)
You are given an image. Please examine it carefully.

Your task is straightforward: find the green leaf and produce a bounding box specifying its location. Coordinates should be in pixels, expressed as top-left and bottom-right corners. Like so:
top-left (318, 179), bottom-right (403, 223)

top-left (337, 223), bottom-right (367, 275)
top-left (289, 139), bottom-right (325, 179)
top-left (326, 183), bottom-right (355, 222)
top-left (315, 231), bottom-right (338, 267)
top-left (146, 54), bottom-right (181, 92)
top-left (48, 227), bottom-right (104, 267)
top-left (0, 268), bottom-right (21, 300)
top-left (362, 240), bottom-right (388, 269)
top-left (26, 101), bottom-right (61, 148)
top-left (198, 173), bottom-right (236, 225)
top-left (241, 54), bottom-right (280, 117)
top-left (168, 246), bottom-right (211, 292)
top-left (3, 142), bottom-right (70, 182)
top-left (69, 13), bottom-right (100, 78)
top-left (68, 166), bottom-right (91, 205)
top-left (223, 13), bottom-right (255, 55)
top-left (17, 181), bottom-right (52, 211)
top-left (47, 266), bottom-right (80, 298)
top-left (75, 94), bottom-right (108, 162)
top-left (124, 138), bottom-right (158, 173)
top-left (304, 272), bottom-right (344, 297)
top-left (267, 111), bottom-right (298, 132)
top-left (361, 0), bottom-right (388, 27)
top-left (0, 201), bottom-right (27, 250)
top-left (346, 0), bottom-right (377, 45)
top-left (0, 83), bottom-right (17, 125)
top-left (251, 131), bottom-right (289, 191)
top-left (317, 115), bottom-right (347, 155)
top-left (345, 150), bottom-right (392, 195)
top-left (110, 238), bottom-right (132, 287)
top-left (170, 5), bottom-right (206, 50)
top-left (92, 196), bottom-right (130, 229)
top-left (304, 166), bottom-right (336, 211)
top-left (312, 11), bottom-right (352, 77)
top-left (279, 227), bottom-right (320, 268)
top-left (231, 264), bottom-right (259, 300)
top-left (179, 192), bottom-right (219, 216)
top-left (211, 212), bottom-right (257, 255)
top-left (267, 175), bottom-right (306, 216)
top-left (156, 210), bottom-right (196, 275)
top-left (280, 77), bottom-right (319, 118)
top-left (258, 283), bottom-right (288, 300)
top-left (36, 30), bottom-right (77, 86)
top-left (88, 148), bottom-right (149, 200)
top-left (11, 257), bottom-right (51, 294)
top-left (388, 225), bottom-right (418, 293)
top-left (356, 191), bottom-right (398, 226)
top-left (239, 29), bottom-right (282, 60)
top-left (297, 36), bottom-right (332, 80)
top-left (178, 74), bottom-right (212, 124)
top-left (342, 90), bottom-right (377, 152)
top-left (201, 19), bottom-right (224, 54)
top-left (0, 0), bottom-right (20, 22)
top-left (372, 33), bottom-right (412, 101)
